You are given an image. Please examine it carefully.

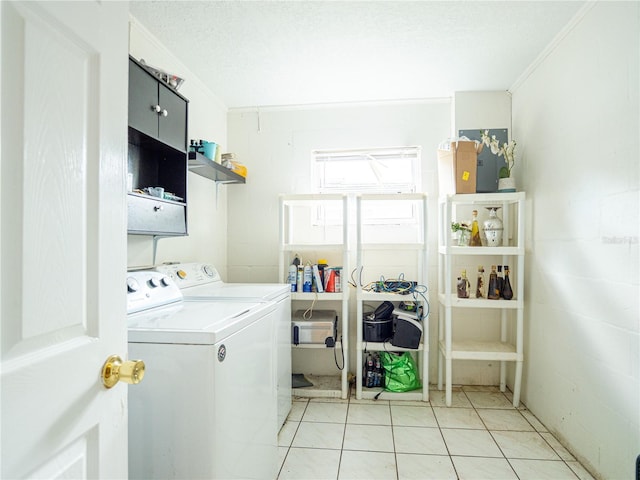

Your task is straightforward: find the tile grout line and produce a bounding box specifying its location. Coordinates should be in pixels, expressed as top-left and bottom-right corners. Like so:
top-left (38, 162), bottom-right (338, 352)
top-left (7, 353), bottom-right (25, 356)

top-left (336, 396), bottom-right (351, 480)
top-left (433, 390), bottom-right (460, 479)
top-left (277, 399), bottom-right (309, 480)
top-left (389, 400), bottom-right (400, 480)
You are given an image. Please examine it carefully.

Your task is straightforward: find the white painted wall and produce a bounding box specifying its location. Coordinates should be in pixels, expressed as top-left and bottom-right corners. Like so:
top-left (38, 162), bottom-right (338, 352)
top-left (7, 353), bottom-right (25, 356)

top-left (227, 101), bottom-right (450, 376)
top-left (127, 17), bottom-right (230, 275)
top-left (228, 99), bottom-right (451, 377)
top-left (225, 96), bottom-right (519, 382)
top-left (511, 3), bottom-right (639, 479)
top-left (455, 91), bottom-right (512, 134)
top-left (226, 101), bottom-right (451, 278)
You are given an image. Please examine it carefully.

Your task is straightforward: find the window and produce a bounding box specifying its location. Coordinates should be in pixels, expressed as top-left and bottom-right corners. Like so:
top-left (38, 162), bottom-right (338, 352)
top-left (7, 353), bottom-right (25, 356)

top-left (312, 146), bottom-right (422, 226)
top-left (313, 146), bottom-right (421, 194)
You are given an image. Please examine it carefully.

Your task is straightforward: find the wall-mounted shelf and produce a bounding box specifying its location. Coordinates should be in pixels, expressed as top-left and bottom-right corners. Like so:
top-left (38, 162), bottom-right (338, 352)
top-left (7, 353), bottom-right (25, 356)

top-left (188, 151), bottom-right (246, 184)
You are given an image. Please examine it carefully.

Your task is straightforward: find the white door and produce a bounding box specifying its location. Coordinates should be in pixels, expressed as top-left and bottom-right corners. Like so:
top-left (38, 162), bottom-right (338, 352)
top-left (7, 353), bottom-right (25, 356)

top-left (1, 1), bottom-right (130, 478)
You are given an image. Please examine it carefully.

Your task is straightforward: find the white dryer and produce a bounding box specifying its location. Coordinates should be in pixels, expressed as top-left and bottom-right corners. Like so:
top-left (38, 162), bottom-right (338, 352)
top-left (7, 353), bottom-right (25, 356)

top-left (126, 271), bottom-right (277, 480)
top-left (154, 262), bottom-right (292, 429)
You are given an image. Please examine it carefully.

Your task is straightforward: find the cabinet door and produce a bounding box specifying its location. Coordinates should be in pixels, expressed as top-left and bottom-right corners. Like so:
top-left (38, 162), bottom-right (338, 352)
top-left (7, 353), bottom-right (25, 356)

top-left (129, 59), bottom-right (159, 139)
top-left (158, 83), bottom-right (187, 152)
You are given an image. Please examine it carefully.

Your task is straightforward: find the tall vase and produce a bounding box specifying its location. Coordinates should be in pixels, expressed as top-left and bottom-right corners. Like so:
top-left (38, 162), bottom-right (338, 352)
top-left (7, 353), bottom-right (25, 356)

top-left (483, 207), bottom-right (503, 247)
top-left (498, 177), bottom-right (516, 192)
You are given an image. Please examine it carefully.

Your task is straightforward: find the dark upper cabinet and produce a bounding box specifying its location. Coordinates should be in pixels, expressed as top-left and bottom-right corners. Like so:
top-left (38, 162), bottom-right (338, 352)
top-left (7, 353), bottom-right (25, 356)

top-left (158, 83), bottom-right (188, 152)
top-left (128, 57), bottom-right (188, 152)
top-left (127, 56), bottom-right (189, 236)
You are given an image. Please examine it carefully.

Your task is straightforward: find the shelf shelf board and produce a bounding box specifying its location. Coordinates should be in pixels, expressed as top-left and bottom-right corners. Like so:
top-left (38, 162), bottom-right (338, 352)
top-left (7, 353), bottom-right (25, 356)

top-left (360, 341), bottom-right (426, 353)
top-left (438, 245), bottom-right (523, 255)
top-left (357, 290), bottom-right (420, 301)
top-left (439, 192), bottom-right (526, 203)
top-left (188, 151), bottom-right (246, 184)
top-left (293, 341), bottom-right (343, 349)
top-left (359, 243), bottom-right (426, 251)
top-left (437, 293), bottom-right (522, 309)
top-left (438, 340), bottom-right (522, 361)
top-left (359, 193), bottom-right (427, 201)
top-left (281, 243), bottom-right (346, 252)
top-left (291, 292), bottom-right (347, 301)
top-left (291, 374), bottom-right (345, 399)
top-left (280, 194), bottom-right (347, 203)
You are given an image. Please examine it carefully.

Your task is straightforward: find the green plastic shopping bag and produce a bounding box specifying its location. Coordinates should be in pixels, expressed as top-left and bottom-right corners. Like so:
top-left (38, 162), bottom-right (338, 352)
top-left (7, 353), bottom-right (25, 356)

top-left (379, 351), bottom-right (421, 392)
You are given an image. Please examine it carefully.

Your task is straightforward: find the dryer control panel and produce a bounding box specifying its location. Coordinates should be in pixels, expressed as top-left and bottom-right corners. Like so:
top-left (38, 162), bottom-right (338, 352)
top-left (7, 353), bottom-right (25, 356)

top-left (154, 262), bottom-right (222, 288)
top-left (126, 271), bottom-right (183, 314)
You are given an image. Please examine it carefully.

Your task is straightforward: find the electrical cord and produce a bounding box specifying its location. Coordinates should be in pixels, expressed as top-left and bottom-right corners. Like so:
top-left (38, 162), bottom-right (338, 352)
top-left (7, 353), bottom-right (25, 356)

top-left (358, 272), bottom-right (430, 320)
top-left (334, 335), bottom-right (345, 371)
top-left (301, 293), bottom-right (319, 319)
top-left (349, 267), bottom-right (363, 289)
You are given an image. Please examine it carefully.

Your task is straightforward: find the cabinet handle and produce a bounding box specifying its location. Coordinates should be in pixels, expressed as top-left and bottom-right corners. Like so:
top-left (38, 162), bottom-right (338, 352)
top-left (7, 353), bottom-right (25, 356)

top-left (151, 104), bottom-right (161, 113)
top-left (161, 109), bottom-right (168, 117)
top-left (153, 205), bottom-right (164, 212)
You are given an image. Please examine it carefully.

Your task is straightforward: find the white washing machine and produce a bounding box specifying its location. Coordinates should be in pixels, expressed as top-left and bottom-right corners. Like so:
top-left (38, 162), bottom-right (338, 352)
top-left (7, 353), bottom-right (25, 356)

top-left (126, 271), bottom-right (277, 480)
top-left (153, 262), bottom-right (292, 429)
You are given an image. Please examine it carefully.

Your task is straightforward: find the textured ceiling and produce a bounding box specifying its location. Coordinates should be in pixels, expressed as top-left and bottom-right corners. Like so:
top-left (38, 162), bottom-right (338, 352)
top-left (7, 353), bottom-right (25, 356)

top-left (129, 1), bottom-right (585, 109)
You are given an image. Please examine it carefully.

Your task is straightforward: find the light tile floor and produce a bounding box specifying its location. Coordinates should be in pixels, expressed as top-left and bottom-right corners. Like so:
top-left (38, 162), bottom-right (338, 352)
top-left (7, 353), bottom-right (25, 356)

top-left (277, 386), bottom-right (595, 480)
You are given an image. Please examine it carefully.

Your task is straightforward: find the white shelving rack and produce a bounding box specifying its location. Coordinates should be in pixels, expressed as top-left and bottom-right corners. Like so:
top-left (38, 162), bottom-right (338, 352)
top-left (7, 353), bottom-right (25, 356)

top-left (355, 193), bottom-right (429, 401)
top-left (278, 194), bottom-right (349, 399)
top-left (437, 192), bottom-right (525, 407)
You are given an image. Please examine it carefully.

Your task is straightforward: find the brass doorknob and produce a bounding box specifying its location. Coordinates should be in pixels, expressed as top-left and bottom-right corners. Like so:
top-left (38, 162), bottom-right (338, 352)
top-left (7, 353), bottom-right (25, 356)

top-left (101, 355), bottom-right (145, 389)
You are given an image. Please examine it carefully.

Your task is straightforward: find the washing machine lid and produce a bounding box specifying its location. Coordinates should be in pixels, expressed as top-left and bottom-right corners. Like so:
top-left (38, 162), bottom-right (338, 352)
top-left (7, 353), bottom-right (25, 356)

top-left (127, 300), bottom-right (276, 345)
top-left (181, 282), bottom-right (290, 302)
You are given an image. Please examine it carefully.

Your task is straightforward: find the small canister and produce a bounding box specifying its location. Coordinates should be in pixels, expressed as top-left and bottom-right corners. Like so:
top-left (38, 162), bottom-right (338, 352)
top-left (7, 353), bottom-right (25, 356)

top-left (363, 317), bottom-right (393, 342)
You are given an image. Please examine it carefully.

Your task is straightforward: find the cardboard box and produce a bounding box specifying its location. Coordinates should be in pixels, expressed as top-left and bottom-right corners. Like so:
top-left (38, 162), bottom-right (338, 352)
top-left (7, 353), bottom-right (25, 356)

top-left (437, 140), bottom-right (482, 194)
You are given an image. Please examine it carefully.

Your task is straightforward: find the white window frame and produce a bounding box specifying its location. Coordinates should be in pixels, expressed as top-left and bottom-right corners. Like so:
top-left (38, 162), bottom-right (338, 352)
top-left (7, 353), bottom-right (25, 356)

top-left (312, 146), bottom-right (422, 226)
top-left (313, 146), bottom-right (421, 194)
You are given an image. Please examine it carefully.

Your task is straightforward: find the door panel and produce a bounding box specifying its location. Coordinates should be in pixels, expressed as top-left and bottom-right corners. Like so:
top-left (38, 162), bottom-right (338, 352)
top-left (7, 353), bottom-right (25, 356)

top-left (129, 59), bottom-right (159, 140)
top-left (21, 6), bottom-right (96, 344)
top-left (158, 82), bottom-right (187, 151)
top-left (1, 1), bottom-right (129, 478)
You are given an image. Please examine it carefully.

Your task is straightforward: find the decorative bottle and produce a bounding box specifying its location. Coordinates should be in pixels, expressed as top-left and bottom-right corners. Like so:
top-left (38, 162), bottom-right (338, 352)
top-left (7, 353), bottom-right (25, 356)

top-left (456, 270), bottom-right (470, 298)
top-left (470, 210), bottom-right (482, 246)
top-left (497, 265), bottom-right (504, 298)
top-left (487, 265), bottom-right (500, 299)
top-left (475, 266), bottom-right (485, 299)
top-left (502, 265), bottom-right (514, 300)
